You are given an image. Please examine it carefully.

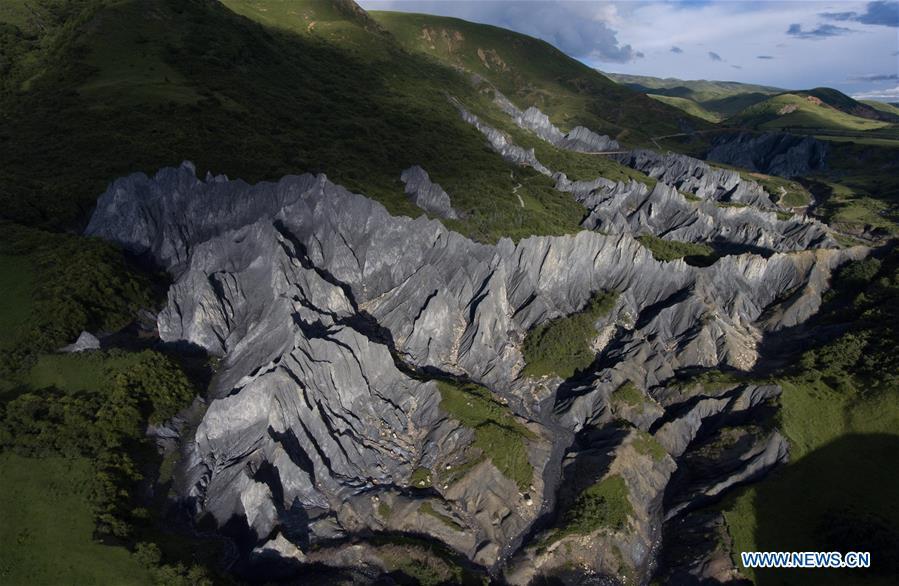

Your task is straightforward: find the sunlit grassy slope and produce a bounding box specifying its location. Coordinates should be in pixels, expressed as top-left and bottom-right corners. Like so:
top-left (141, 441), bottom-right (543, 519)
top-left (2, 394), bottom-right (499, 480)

top-left (370, 10), bottom-right (708, 146)
top-left (0, 453), bottom-right (154, 585)
top-left (727, 93), bottom-right (895, 132)
top-left (647, 94), bottom-right (722, 122)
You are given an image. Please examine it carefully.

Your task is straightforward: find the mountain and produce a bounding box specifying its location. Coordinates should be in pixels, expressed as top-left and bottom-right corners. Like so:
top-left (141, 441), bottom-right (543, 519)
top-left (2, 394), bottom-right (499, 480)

top-left (727, 92), bottom-right (897, 132)
top-left (369, 11), bottom-right (709, 142)
top-left (795, 87), bottom-right (899, 123)
top-left (642, 93), bottom-right (722, 122)
top-left (605, 72), bottom-right (783, 118)
top-left (1, 2), bottom-right (898, 586)
top-left (862, 99), bottom-right (899, 117)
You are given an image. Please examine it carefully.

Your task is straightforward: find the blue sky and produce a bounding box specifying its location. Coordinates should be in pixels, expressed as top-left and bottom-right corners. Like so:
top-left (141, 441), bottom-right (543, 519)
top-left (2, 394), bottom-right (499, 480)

top-left (359, 1), bottom-right (899, 101)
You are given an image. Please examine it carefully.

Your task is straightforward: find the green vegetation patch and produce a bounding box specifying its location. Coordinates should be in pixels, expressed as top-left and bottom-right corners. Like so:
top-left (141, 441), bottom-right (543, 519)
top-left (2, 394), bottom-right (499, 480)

top-left (552, 474), bottom-right (632, 542)
top-left (632, 431), bottom-right (667, 461)
top-left (1, 349), bottom-right (195, 533)
top-left (374, 539), bottom-right (476, 586)
top-left (409, 466), bottom-right (432, 488)
top-left (436, 380), bottom-right (535, 490)
top-left (0, 452), bottom-right (154, 585)
top-left (637, 234), bottom-right (717, 265)
top-left (521, 291), bottom-right (618, 380)
top-left (610, 381), bottom-right (642, 408)
top-left (371, 11), bottom-right (704, 147)
top-left (0, 223), bottom-right (157, 387)
top-left (721, 253), bottom-right (899, 585)
top-left (647, 94), bottom-right (722, 123)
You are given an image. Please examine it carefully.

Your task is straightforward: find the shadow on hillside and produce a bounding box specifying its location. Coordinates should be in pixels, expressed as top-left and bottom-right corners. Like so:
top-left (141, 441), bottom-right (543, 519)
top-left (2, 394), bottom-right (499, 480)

top-left (748, 433), bottom-right (899, 586)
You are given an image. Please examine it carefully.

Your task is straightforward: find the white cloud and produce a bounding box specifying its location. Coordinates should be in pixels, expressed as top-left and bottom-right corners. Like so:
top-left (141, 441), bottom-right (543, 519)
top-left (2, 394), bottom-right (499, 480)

top-left (359, 1), bottom-right (899, 92)
top-left (853, 84), bottom-right (899, 99)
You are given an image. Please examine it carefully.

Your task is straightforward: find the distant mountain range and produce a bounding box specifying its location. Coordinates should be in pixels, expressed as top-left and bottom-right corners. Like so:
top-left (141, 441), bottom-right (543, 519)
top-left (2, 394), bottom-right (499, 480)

top-left (605, 72), bottom-right (899, 130)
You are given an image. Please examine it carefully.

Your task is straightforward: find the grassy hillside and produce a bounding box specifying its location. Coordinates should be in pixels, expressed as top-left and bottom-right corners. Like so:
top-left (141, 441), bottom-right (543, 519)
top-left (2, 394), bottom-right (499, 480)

top-left (647, 94), bottom-right (721, 122)
top-left (0, 0), bottom-right (594, 243)
top-left (861, 100), bottom-right (899, 118)
top-left (370, 11), bottom-right (708, 146)
top-left (727, 93), bottom-right (894, 132)
top-left (796, 87), bottom-right (899, 123)
top-left (606, 72), bottom-right (782, 102)
top-left (721, 252), bottom-right (899, 586)
top-left (0, 453), bottom-right (155, 585)
top-left (606, 72), bottom-right (781, 118)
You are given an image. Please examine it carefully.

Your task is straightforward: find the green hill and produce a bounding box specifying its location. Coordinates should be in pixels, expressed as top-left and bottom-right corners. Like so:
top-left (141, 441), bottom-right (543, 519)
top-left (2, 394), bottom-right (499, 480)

top-left (727, 93), bottom-right (894, 132)
top-left (369, 11), bottom-right (708, 144)
top-left (860, 99), bottom-right (899, 119)
top-left (605, 72), bottom-right (781, 117)
top-left (796, 87), bottom-right (899, 122)
top-left (646, 94), bottom-right (721, 122)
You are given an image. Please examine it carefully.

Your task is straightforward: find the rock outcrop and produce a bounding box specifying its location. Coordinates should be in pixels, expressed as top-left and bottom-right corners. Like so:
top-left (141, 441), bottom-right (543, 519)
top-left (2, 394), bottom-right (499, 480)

top-left (60, 331), bottom-right (101, 352)
top-left (555, 174), bottom-right (836, 253)
top-left (86, 163), bottom-right (865, 582)
top-left (614, 150), bottom-right (775, 208)
top-left (706, 132), bottom-right (827, 177)
top-left (400, 165), bottom-right (459, 219)
top-left (492, 91), bottom-right (620, 153)
top-left (452, 98), bottom-right (552, 175)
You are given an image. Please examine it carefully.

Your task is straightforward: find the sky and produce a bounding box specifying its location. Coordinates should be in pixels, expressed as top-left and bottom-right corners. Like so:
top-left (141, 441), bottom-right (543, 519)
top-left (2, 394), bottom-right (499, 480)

top-left (358, 1), bottom-right (899, 101)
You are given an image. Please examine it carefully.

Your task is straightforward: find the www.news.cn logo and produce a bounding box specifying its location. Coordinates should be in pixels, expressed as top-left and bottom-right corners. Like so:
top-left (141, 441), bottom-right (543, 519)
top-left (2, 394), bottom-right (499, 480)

top-left (741, 551), bottom-right (871, 569)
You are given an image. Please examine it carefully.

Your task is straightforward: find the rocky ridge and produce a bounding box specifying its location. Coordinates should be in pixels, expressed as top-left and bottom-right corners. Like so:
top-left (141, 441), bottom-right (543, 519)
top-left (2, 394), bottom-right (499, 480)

top-left (453, 98), bottom-right (836, 255)
top-left (86, 160), bottom-right (865, 583)
top-left (400, 165), bottom-right (459, 219)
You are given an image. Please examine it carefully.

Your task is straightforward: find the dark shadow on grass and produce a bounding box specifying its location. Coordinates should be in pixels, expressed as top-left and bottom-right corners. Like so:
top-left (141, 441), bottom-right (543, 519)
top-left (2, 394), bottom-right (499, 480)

top-left (748, 434), bottom-right (899, 586)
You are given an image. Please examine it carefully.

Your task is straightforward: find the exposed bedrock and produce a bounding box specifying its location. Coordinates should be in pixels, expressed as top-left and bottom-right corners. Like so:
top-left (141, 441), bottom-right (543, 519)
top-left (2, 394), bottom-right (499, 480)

top-left (400, 165), bottom-right (459, 219)
top-left (87, 163), bottom-right (865, 578)
top-left (613, 150), bottom-right (775, 208)
top-left (555, 174), bottom-right (836, 253)
top-left (452, 98), bottom-right (552, 175)
top-left (706, 132), bottom-right (828, 178)
top-left (492, 90), bottom-right (620, 153)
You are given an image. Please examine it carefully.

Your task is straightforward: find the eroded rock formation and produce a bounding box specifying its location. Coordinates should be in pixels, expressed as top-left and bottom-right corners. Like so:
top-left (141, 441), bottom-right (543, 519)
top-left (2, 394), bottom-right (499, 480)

top-left (86, 161), bottom-right (864, 583)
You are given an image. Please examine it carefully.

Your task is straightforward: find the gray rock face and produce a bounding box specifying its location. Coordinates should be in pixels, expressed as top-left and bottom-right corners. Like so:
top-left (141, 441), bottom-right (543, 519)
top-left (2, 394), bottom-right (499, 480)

top-left (492, 90), bottom-right (619, 152)
top-left (452, 98), bottom-right (552, 175)
top-left (555, 174), bottom-right (836, 252)
top-left (60, 331), bottom-right (101, 353)
top-left (707, 132), bottom-right (827, 177)
top-left (87, 163), bottom-right (865, 580)
top-left (614, 150), bottom-right (775, 208)
top-left (400, 165), bottom-right (459, 219)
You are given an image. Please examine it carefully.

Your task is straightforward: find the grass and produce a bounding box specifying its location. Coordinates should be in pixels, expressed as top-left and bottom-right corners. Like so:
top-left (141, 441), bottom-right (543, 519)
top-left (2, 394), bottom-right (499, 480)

top-left (549, 474), bottom-right (632, 543)
top-left (860, 100), bottom-right (899, 118)
top-left (370, 10), bottom-right (706, 147)
top-left (460, 90), bottom-right (657, 187)
top-left (0, 254), bottom-right (33, 351)
top-left (808, 179), bottom-right (898, 235)
top-left (647, 94), bottom-right (722, 123)
top-left (375, 539), bottom-right (474, 586)
top-left (409, 466), bottom-right (432, 488)
top-left (521, 291), bottom-right (618, 380)
top-left (632, 430), bottom-right (666, 461)
top-left (436, 380), bottom-right (535, 490)
top-left (610, 381), bottom-right (643, 409)
top-left (0, 0), bottom-right (589, 244)
top-left (743, 173), bottom-right (811, 208)
top-left (0, 223), bottom-right (157, 389)
top-left (0, 453), bottom-right (153, 585)
top-left (637, 234), bottom-right (716, 265)
top-left (727, 93), bottom-right (893, 132)
top-left (720, 252), bottom-right (899, 586)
